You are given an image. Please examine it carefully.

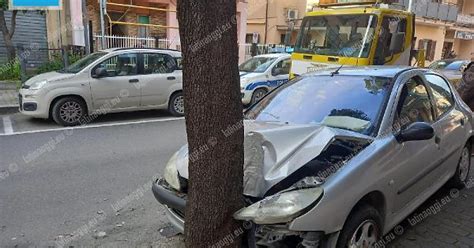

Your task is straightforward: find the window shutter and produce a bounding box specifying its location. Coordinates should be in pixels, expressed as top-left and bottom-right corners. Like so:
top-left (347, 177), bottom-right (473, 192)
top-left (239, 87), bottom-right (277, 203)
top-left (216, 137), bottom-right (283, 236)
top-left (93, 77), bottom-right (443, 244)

top-left (430, 41), bottom-right (437, 62)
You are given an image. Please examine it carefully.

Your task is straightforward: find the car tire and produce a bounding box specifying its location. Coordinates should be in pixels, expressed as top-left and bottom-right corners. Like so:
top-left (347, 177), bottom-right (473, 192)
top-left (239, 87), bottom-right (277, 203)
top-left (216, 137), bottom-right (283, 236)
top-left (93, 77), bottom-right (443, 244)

top-left (336, 204), bottom-right (382, 248)
top-left (51, 97), bottom-right (87, 126)
top-left (251, 88), bottom-right (268, 105)
top-left (168, 92), bottom-right (184, 117)
top-left (448, 144), bottom-right (471, 189)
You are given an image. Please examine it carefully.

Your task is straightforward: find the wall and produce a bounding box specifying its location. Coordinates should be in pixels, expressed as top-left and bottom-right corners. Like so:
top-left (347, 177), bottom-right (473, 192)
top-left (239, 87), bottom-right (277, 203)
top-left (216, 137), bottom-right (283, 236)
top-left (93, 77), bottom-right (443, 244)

top-left (414, 23), bottom-right (446, 64)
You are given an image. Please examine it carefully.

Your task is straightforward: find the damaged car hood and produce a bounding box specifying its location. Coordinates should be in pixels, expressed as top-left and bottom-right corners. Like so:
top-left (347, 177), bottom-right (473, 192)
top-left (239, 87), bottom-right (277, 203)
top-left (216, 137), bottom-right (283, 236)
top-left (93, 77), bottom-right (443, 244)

top-left (175, 120), bottom-right (372, 198)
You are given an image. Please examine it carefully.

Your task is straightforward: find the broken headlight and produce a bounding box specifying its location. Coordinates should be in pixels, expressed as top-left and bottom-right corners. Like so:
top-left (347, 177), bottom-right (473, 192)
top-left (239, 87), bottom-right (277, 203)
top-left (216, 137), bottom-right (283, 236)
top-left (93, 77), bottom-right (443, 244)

top-left (233, 188), bottom-right (323, 225)
top-left (163, 151), bottom-right (181, 191)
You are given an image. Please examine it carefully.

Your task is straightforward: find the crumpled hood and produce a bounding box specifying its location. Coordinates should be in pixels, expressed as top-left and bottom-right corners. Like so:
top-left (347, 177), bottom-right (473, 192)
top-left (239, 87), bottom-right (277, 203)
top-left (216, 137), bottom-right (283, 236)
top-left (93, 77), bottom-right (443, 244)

top-left (24, 71), bottom-right (75, 86)
top-left (175, 120), bottom-right (371, 197)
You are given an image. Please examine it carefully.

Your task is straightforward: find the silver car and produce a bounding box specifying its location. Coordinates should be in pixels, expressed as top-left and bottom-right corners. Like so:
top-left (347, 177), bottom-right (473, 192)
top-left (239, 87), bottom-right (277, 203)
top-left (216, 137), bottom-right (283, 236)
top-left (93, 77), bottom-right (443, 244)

top-left (152, 67), bottom-right (473, 247)
top-left (19, 48), bottom-right (183, 126)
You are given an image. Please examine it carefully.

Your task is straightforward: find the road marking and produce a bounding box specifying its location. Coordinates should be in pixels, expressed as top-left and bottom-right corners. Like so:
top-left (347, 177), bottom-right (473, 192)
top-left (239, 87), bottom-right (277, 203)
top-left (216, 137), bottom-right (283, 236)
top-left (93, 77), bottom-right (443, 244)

top-left (2, 116), bottom-right (14, 135)
top-left (0, 117), bottom-right (183, 137)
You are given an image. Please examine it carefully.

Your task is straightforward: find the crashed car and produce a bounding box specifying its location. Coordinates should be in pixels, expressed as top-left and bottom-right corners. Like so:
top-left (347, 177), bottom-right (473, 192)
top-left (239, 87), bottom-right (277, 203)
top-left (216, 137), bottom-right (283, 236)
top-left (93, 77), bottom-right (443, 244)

top-left (152, 66), bottom-right (473, 247)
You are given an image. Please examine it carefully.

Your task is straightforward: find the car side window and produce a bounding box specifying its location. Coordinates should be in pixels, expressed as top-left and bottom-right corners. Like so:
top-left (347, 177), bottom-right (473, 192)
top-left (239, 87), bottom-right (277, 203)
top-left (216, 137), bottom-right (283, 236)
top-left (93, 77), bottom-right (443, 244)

top-left (273, 59), bottom-right (291, 75)
top-left (143, 53), bottom-right (176, 74)
top-left (95, 53), bottom-right (138, 77)
top-left (425, 74), bottom-right (454, 118)
top-left (395, 78), bottom-right (434, 129)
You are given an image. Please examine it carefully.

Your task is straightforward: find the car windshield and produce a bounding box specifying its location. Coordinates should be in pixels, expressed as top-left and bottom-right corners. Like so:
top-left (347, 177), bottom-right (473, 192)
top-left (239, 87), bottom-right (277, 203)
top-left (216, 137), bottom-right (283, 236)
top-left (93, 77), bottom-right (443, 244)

top-left (59, 52), bottom-right (108, 74)
top-left (295, 14), bottom-right (377, 58)
top-left (245, 75), bottom-right (392, 135)
top-left (239, 57), bottom-right (277, 73)
top-left (430, 60), bottom-right (465, 71)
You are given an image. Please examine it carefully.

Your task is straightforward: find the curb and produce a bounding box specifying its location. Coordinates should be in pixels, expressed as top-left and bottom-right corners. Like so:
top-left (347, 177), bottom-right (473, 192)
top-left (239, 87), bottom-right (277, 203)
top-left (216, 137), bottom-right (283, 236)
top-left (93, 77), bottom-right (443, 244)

top-left (0, 105), bottom-right (19, 115)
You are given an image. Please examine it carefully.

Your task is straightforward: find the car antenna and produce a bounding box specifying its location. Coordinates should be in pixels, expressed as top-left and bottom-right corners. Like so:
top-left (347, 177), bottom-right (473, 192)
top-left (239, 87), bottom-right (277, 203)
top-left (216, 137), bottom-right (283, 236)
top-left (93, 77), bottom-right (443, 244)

top-left (331, 64), bottom-right (344, 77)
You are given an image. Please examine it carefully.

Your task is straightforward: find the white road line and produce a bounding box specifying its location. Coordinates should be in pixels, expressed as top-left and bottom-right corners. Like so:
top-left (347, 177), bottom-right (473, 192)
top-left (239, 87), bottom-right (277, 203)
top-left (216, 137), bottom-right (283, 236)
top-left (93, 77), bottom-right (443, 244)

top-left (0, 117), bottom-right (183, 137)
top-left (2, 116), bottom-right (14, 135)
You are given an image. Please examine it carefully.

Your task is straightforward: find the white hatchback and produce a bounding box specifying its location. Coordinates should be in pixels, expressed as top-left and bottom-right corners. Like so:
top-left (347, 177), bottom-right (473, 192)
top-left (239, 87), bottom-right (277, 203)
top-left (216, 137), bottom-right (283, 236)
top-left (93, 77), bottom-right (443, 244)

top-left (239, 53), bottom-right (291, 105)
top-left (19, 48), bottom-right (183, 126)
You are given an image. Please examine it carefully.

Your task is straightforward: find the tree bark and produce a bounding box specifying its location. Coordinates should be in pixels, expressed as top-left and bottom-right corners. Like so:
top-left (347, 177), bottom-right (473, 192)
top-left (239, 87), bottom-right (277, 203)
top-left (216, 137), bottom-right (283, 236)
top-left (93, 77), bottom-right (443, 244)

top-left (0, 9), bottom-right (17, 62)
top-left (177, 0), bottom-right (244, 247)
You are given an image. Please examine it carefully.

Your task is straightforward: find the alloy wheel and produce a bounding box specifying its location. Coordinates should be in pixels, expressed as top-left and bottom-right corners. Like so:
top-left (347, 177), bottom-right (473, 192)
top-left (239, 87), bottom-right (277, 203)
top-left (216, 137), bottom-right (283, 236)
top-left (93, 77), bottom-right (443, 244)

top-left (348, 220), bottom-right (379, 248)
top-left (173, 95), bottom-right (184, 115)
top-left (59, 101), bottom-right (83, 124)
top-left (459, 147), bottom-right (470, 182)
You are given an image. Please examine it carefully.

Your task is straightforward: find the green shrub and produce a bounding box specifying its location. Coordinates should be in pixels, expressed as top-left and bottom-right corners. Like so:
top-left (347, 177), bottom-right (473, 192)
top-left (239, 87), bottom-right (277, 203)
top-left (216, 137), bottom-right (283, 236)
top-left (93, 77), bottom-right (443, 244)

top-left (36, 53), bottom-right (84, 74)
top-left (0, 60), bottom-right (21, 81)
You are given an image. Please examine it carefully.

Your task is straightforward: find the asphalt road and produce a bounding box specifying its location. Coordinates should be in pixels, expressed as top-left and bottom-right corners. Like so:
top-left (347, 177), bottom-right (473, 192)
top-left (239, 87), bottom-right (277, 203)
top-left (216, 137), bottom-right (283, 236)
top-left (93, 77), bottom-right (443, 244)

top-left (0, 111), bottom-right (187, 247)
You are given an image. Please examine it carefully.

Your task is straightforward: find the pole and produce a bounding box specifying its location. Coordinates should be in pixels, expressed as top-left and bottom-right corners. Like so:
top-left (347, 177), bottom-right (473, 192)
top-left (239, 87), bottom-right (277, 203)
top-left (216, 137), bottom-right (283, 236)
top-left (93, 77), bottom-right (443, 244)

top-left (82, 0), bottom-right (91, 54)
top-left (264, 0), bottom-right (268, 45)
top-left (99, 0), bottom-right (106, 49)
top-left (407, 0), bottom-right (413, 12)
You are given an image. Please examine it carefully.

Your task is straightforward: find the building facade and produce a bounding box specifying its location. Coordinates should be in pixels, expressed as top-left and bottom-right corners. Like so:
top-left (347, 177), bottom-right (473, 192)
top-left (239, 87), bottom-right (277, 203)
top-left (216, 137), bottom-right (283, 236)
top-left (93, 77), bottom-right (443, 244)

top-left (246, 0), bottom-right (307, 45)
top-left (403, 0), bottom-right (474, 64)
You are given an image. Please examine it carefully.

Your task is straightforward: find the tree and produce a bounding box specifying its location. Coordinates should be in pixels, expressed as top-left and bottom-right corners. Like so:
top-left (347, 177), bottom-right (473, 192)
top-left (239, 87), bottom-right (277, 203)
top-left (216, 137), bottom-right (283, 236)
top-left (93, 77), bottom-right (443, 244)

top-left (0, 0), bottom-right (18, 62)
top-left (177, 0), bottom-right (244, 247)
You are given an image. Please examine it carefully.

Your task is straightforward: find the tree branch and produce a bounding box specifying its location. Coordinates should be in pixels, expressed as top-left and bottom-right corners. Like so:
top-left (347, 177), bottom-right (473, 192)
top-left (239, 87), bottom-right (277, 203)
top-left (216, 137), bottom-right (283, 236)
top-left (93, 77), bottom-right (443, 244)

top-left (9, 10), bottom-right (17, 38)
top-left (0, 9), bottom-right (10, 37)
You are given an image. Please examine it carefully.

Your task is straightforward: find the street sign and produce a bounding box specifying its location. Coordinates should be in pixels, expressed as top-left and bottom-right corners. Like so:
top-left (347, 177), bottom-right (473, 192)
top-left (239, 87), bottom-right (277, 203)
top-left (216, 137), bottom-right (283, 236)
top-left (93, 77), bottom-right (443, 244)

top-left (455, 31), bottom-right (474, 40)
top-left (9, 0), bottom-right (62, 10)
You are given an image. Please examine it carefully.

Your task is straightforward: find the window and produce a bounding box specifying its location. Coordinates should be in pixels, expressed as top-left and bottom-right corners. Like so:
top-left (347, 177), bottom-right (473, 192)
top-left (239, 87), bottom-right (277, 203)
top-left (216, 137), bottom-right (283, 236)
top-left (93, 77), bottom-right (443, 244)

top-left (425, 74), bottom-right (454, 117)
top-left (395, 78), bottom-right (434, 129)
top-left (143, 53), bottom-right (176, 74)
top-left (295, 14), bottom-right (377, 58)
top-left (418, 39), bottom-right (437, 61)
top-left (138, 16), bottom-right (150, 38)
top-left (374, 16), bottom-right (407, 65)
top-left (96, 53), bottom-right (138, 77)
top-left (273, 59), bottom-right (291, 75)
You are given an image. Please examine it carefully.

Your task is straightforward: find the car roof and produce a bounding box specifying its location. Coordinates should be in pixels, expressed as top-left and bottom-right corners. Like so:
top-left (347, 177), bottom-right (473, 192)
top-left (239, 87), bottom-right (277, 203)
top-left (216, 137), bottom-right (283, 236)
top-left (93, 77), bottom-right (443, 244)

top-left (303, 66), bottom-right (414, 78)
top-left (101, 48), bottom-right (182, 57)
top-left (254, 53), bottom-right (291, 58)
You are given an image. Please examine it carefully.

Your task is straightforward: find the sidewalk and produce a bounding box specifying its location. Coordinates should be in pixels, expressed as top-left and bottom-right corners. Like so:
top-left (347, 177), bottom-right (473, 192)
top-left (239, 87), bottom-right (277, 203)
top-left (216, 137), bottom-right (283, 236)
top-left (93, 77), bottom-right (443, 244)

top-left (0, 81), bottom-right (19, 114)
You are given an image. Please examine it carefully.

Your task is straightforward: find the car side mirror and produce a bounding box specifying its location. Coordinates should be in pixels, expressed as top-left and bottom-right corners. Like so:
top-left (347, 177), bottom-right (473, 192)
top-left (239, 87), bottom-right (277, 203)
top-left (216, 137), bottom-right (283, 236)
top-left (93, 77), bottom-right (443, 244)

top-left (396, 122), bottom-right (434, 143)
top-left (93, 67), bottom-right (108, 78)
top-left (390, 32), bottom-right (405, 54)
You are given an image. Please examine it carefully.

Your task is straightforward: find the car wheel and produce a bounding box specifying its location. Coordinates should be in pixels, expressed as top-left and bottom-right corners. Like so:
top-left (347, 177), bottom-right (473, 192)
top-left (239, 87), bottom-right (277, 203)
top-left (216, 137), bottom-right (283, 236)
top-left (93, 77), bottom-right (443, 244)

top-left (169, 92), bottom-right (184, 117)
top-left (52, 97), bottom-right (87, 126)
top-left (336, 204), bottom-right (382, 248)
top-left (448, 144), bottom-right (471, 188)
top-left (251, 88), bottom-right (268, 105)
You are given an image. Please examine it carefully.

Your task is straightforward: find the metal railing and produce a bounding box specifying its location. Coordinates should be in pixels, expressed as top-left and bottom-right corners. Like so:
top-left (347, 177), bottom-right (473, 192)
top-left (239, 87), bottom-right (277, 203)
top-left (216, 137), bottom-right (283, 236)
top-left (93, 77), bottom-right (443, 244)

top-left (94, 35), bottom-right (181, 51)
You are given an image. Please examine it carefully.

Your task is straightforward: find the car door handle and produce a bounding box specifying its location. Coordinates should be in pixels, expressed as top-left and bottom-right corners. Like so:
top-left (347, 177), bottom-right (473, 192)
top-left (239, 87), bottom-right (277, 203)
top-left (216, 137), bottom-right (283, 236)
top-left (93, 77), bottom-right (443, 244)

top-left (167, 76), bottom-right (176, 80)
top-left (459, 118), bottom-right (465, 126)
top-left (435, 136), bottom-right (441, 145)
top-left (129, 79), bottom-right (139, 83)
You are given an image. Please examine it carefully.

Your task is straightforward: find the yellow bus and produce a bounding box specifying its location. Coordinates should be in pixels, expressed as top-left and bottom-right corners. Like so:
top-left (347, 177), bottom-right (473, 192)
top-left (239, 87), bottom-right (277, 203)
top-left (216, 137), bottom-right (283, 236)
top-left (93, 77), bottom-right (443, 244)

top-left (291, 1), bottom-right (417, 77)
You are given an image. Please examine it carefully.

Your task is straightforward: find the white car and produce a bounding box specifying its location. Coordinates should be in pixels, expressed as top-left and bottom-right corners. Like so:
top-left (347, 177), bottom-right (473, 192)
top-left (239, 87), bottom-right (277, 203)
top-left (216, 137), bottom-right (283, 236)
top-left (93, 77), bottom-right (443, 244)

top-left (19, 48), bottom-right (183, 126)
top-left (240, 53), bottom-right (291, 105)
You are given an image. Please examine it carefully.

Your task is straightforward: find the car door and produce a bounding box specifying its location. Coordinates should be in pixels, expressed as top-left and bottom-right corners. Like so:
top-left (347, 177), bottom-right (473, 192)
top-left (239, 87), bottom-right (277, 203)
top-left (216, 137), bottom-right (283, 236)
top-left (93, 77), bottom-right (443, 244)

top-left (269, 58), bottom-right (291, 89)
top-left (89, 53), bottom-right (141, 110)
top-left (138, 53), bottom-right (181, 107)
top-left (389, 76), bottom-right (440, 213)
top-left (424, 73), bottom-right (466, 178)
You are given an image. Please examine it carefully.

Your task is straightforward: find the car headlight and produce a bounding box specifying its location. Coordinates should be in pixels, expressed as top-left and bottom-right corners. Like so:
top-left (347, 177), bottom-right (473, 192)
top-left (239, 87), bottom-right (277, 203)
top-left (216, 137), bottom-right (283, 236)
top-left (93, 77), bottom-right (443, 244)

top-left (234, 187), bottom-right (323, 224)
top-left (163, 151), bottom-right (181, 191)
top-left (29, 80), bottom-right (47, 90)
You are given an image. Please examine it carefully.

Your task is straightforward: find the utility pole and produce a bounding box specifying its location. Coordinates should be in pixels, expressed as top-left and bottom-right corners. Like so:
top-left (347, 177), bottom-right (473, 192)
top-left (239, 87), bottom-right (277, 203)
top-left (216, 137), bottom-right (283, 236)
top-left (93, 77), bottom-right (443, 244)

top-left (82, 0), bottom-right (91, 54)
top-left (99, 0), bottom-right (106, 49)
top-left (264, 0), bottom-right (268, 44)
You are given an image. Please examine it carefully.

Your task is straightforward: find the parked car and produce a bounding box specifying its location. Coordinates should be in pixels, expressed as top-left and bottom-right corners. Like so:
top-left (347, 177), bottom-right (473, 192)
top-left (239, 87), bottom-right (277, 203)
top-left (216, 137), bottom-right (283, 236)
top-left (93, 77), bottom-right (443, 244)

top-left (152, 66), bottom-right (474, 247)
top-left (429, 59), bottom-right (471, 86)
top-left (239, 53), bottom-right (291, 105)
top-left (18, 48), bottom-right (183, 126)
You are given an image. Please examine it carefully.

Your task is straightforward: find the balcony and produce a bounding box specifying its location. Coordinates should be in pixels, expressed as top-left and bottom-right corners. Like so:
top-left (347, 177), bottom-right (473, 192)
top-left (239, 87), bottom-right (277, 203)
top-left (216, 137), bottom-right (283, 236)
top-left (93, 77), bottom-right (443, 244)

top-left (398, 0), bottom-right (459, 22)
top-left (457, 14), bottom-right (474, 26)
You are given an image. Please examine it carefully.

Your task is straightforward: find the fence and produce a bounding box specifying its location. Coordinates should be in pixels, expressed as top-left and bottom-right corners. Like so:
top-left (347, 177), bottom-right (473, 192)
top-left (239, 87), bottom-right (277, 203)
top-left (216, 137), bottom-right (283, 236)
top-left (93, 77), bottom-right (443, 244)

top-left (243, 44), bottom-right (288, 60)
top-left (94, 35), bottom-right (181, 51)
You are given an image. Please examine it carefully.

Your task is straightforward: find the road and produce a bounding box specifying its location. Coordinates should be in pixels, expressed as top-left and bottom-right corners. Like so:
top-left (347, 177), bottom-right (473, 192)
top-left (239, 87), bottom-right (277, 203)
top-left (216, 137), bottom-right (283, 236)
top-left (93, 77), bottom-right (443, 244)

top-left (1, 111), bottom-right (474, 247)
top-left (0, 111), bottom-right (186, 247)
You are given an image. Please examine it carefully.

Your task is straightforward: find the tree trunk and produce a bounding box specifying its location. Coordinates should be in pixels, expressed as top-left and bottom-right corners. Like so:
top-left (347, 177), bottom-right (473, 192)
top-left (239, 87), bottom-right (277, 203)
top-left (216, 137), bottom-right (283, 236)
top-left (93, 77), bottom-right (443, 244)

top-left (0, 9), bottom-right (17, 62)
top-left (177, 1), bottom-right (244, 247)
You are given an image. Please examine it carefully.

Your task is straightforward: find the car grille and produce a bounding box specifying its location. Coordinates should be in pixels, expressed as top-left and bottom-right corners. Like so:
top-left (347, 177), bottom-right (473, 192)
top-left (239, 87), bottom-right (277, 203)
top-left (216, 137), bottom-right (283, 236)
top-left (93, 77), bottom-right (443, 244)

top-left (172, 208), bottom-right (185, 219)
top-left (18, 94), bottom-right (23, 111)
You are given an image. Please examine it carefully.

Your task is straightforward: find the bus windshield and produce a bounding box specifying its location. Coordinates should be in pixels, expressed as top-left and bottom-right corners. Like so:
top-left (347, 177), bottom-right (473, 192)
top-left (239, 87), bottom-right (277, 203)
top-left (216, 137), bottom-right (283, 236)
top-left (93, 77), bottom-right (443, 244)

top-left (295, 14), bottom-right (377, 58)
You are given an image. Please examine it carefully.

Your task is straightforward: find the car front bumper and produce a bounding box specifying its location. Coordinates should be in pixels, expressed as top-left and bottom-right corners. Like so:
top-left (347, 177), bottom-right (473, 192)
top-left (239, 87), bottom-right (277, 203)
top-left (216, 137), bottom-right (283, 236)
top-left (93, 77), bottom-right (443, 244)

top-left (18, 90), bottom-right (49, 119)
top-left (241, 90), bottom-right (253, 105)
top-left (152, 178), bottom-right (186, 233)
